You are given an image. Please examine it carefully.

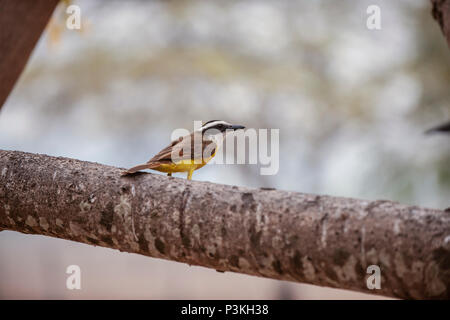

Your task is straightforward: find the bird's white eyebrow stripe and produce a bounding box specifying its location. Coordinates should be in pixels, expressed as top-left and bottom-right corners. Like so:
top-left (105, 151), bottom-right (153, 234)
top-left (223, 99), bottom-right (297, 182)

top-left (200, 121), bottom-right (230, 130)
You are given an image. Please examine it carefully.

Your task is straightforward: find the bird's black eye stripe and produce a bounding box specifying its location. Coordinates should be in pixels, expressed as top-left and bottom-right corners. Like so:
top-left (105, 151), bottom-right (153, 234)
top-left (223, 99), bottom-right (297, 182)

top-left (219, 124), bottom-right (229, 131)
top-left (201, 122), bottom-right (230, 133)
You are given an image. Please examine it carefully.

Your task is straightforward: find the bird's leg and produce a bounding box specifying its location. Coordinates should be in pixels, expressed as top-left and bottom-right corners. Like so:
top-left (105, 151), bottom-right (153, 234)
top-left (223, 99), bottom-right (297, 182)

top-left (167, 173), bottom-right (172, 177)
top-left (187, 169), bottom-right (194, 180)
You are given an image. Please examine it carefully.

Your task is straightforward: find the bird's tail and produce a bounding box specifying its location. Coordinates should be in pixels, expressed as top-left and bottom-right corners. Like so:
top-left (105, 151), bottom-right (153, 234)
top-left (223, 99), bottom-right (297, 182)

top-left (121, 163), bottom-right (151, 175)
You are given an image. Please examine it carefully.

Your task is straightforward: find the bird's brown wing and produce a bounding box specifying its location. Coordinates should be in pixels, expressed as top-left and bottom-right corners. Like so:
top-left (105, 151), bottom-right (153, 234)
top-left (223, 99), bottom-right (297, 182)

top-left (147, 132), bottom-right (216, 164)
top-left (147, 137), bottom-right (182, 164)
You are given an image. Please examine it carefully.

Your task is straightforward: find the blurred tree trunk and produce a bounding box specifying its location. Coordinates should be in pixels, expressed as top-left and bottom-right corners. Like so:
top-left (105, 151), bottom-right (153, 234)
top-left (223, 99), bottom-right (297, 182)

top-left (1, 150), bottom-right (449, 299)
top-left (431, 0), bottom-right (450, 47)
top-left (0, 0), bottom-right (59, 109)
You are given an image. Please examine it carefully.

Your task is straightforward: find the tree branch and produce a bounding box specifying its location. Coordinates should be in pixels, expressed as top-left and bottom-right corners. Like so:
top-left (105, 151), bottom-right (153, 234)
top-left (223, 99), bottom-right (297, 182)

top-left (0, 0), bottom-right (59, 109)
top-left (0, 149), bottom-right (448, 299)
top-left (431, 0), bottom-right (450, 47)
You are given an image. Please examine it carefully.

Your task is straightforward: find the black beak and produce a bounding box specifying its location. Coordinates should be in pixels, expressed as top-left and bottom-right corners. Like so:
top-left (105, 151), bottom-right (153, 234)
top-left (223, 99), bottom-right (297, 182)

top-left (230, 124), bottom-right (245, 130)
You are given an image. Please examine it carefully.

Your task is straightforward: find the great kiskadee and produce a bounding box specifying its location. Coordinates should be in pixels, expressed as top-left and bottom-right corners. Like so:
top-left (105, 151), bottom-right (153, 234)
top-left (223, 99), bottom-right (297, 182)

top-left (122, 120), bottom-right (245, 180)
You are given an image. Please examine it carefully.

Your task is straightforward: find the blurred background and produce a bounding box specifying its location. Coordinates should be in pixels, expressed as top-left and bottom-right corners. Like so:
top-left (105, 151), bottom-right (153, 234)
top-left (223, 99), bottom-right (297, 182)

top-left (0, 0), bottom-right (449, 299)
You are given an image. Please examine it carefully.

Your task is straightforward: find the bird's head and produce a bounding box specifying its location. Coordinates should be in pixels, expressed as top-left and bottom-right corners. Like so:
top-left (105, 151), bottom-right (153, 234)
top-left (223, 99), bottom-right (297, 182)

top-left (198, 120), bottom-right (245, 141)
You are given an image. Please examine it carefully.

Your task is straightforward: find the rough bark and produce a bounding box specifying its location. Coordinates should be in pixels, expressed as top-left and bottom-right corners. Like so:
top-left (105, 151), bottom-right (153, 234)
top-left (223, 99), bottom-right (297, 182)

top-left (431, 0), bottom-right (450, 47)
top-left (0, 150), bottom-right (449, 299)
top-left (0, 0), bottom-right (59, 109)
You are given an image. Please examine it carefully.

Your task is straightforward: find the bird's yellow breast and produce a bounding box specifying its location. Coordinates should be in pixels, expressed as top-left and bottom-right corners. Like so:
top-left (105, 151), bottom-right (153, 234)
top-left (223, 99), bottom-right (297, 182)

top-left (152, 153), bottom-right (216, 173)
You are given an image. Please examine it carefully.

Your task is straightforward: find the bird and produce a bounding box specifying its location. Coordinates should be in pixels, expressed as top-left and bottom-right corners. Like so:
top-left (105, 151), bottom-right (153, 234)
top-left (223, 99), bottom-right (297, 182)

top-left (122, 120), bottom-right (245, 180)
top-left (425, 121), bottom-right (450, 135)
